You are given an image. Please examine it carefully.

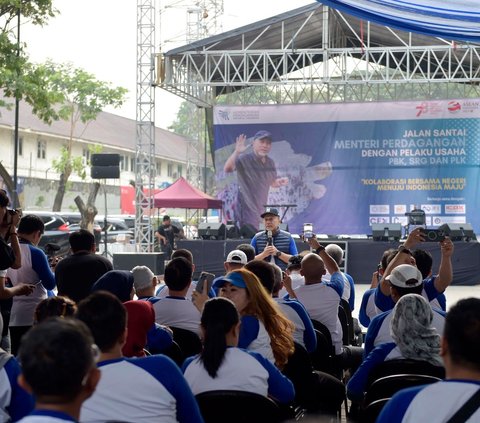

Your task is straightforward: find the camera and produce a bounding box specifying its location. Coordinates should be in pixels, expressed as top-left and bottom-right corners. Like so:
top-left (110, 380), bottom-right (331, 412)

top-left (3, 208), bottom-right (17, 225)
top-left (421, 228), bottom-right (446, 242)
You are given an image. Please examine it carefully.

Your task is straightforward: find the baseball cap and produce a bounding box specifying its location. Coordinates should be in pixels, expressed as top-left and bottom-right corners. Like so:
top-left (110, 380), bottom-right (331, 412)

top-left (212, 272), bottom-right (247, 290)
top-left (226, 250), bottom-right (247, 265)
top-left (386, 264), bottom-right (423, 288)
top-left (254, 130), bottom-right (272, 141)
top-left (261, 207), bottom-right (280, 218)
top-left (131, 265), bottom-right (155, 291)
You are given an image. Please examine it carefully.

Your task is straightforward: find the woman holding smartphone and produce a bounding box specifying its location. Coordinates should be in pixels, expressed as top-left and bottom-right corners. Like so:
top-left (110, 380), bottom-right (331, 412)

top-left (195, 268), bottom-right (294, 369)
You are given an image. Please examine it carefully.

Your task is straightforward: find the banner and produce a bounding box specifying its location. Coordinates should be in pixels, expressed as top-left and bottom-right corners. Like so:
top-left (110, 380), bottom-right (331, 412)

top-left (213, 99), bottom-right (480, 236)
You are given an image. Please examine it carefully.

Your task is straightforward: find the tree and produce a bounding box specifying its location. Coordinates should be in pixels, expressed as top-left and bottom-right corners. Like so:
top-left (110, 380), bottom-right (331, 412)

top-left (168, 101), bottom-right (200, 139)
top-left (38, 61), bottom-right (127, 212)
top-left (0, 1), bottom-right (66, 122)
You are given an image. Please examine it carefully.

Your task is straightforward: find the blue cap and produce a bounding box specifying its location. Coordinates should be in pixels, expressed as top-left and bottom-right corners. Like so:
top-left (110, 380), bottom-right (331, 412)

top-left (212, 272), bottom-right (247, 290)
top-left (254, 130), bottom-right (272, 141)
top-left (261, 207), bottom-right (280, 218)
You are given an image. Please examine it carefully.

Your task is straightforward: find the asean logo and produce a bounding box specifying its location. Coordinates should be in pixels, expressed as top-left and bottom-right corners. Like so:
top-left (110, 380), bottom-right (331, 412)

top-left (447, 101), bottom-right (461, 113)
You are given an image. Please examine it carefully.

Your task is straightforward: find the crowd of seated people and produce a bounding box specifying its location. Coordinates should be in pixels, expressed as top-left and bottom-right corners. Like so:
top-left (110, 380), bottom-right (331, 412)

top-left (4, 204), bottom-right (480, 423)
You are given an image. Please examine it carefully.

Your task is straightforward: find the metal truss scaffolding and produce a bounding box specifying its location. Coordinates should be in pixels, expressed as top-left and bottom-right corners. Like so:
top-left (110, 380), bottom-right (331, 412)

top-left (159, 3), bottom-right (480, 108)
top-left (135, 0), bottom-right (156, 252)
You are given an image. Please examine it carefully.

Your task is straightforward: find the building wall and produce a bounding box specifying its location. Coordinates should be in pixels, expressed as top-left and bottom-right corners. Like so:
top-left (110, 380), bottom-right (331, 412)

top-left (1, 127), bottom-right (186, 212)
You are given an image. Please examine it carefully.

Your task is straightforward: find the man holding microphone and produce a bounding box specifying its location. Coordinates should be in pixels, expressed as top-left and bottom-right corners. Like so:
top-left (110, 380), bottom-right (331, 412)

top-left (250, 208), bottom-right (298, 271)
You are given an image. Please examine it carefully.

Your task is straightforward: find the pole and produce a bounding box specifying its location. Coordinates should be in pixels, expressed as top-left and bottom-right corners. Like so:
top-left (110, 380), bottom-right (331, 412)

top-left (103, 180), bottom-right (109, 258)
top-left (13, 8), bottom-right (20, 208)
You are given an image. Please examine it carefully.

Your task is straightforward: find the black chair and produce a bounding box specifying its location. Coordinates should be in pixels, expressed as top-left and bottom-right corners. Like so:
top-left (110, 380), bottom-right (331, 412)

top-left (362, 398), bottom-right (390, 423)
top-left (340, 298), bottom-right (359, 346)
top-left (362, 373), bottom-right (442, 422)
top-left (367, 358), bottom-right (445, 386)
top-left (365, 373), bottom-right (441, 404)
top-left (337, 303), bottom-right (350, 346)
top-left (283, 342), bottom-right (323, 412)
top-left (310, 320), bottom-right (338, 377)
top-left (284, 344), bottom-right (346, 417)
top-left (195, 390), bottom-right (285, 423)
top-left (169, 327), bottom-right (202, 361)
top-left (157, 340), bottom-right (183, 366)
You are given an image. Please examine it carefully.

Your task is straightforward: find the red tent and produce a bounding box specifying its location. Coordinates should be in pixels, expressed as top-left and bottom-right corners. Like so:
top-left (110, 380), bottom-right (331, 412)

top-left (152, 177), bottom-right (223, 209)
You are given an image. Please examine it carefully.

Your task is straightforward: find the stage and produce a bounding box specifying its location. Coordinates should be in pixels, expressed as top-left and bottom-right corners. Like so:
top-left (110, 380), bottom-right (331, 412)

top-left (177, 239), bottom-right (480, 286)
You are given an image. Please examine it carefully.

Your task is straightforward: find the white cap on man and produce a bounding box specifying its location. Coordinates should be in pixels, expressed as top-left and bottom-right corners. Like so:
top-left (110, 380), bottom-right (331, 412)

top-left (226, 250), bottom-right (248, 265)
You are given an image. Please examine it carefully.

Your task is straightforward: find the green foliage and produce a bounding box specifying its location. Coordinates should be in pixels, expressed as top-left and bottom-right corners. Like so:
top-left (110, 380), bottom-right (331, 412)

top-left (0, 1), bottom-right (61, 122)
top-left (168, 101), bottom-right (199, 139)
top-left (34, 195), bottom-right (44, 207)
top-left (52, 146), bottom-right (87, 180)
top-left (37, 61), bottom-right (128, 123)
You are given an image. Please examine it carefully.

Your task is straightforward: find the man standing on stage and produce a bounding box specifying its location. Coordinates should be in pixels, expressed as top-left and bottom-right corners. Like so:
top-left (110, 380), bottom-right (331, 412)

top-left (155, 216), bottom-right (181, 259)
top-left (224, 130), bottom-right (288, 229)
top-left (250, 208), bottom-right (298, 271)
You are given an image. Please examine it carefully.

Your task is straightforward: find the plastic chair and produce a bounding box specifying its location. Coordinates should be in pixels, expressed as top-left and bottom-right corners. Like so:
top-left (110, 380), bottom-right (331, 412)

top-left (283, 342), bottom-right (323, 412)
top-left (157, 340), bottom-right (183, 366)
top-left (367, 358), bottom-right (445, 386)
top-left (309, 320), bottom-right (337, 377)
top-left (362, 398), bottom-right (390, 423)
top-left (364, 373), bottom-right (441, 406)
top-left (195, 390), bottom-right (285, 423)
top-left (337, 303), bottom-right (350, 345)
top-left (340, 298), bottom-right (359, 346)
top-left (169, 326), bottom-right (202, 360)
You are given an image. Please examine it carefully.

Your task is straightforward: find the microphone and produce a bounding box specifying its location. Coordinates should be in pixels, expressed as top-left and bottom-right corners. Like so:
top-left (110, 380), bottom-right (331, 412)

top-left (267, 230), bottom-right (273, 246)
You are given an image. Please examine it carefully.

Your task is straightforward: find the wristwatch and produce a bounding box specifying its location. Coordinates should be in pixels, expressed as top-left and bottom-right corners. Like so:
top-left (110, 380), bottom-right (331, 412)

top-left (315, 245), bottom-right (325, 254)
top-left (275, 250), bottom-right (282, 258)
top-left (398, 245), bottom-right (413, 256)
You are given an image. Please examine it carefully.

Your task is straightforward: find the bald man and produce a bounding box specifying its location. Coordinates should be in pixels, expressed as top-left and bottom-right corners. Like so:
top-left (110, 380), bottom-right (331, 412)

top-left (286, 251), bottom-right (345, 356)
top-left (284, 237), bottom-right (364, 374)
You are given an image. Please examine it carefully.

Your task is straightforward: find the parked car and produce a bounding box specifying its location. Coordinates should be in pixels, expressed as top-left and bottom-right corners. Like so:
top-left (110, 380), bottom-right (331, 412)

top-left (23, 211), bottom-right (71, 257)
top-left (66, 223), bottom-right (102, 248)
top-left (94, 217), bottom-right (134, 243)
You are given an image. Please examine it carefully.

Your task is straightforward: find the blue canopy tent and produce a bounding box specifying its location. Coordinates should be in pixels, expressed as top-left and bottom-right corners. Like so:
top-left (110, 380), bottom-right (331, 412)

top-left (317, 0), bottom-right (480, 43)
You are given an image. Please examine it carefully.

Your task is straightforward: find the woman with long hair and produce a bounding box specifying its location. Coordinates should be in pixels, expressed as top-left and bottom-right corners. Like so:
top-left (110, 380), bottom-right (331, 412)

top-left (183, 297), bottom-right (294, 404)
top-left (211, 269), bottom-right (294, 369)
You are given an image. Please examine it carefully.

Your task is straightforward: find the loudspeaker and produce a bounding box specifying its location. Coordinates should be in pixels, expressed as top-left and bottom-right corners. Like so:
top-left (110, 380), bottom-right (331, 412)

top-left (372, 223), bottom-right (402, 241)
top-left (198, 222), bottom-right (226, 240)
top-left (113, 252), bottom-right (165, 275)
top-left (91, 154), bottom-right (120, 179)
top-left (239, 224), bottom-right (257, 239)
top-left (438, 223), bottom-right (475, 241)
top-left (91, 154), bottom-right (120, 166)
top-left (91, 166), bottom-right (120, 179)
top-left (226, 224), bottom-right (240, 239)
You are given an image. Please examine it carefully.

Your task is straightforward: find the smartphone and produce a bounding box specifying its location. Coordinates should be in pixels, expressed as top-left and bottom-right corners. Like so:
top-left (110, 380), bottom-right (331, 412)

top-left (303, 223), bottom-right (314, 240)
top-left (196, 272), bottom-right (215, 293)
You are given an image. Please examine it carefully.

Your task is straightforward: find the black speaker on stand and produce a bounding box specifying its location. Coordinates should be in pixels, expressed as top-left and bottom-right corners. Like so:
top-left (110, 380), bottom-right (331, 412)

top-left (439, 223), bottom-right (476, 241)
top-left (225, 224), bottom-right (240, 239)
top-left (91, 154), bottom-right (121, 258)
top-left (371, 223), bottom-right (402, 241)
top-left (198, 223), bottom-right (226, 240)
